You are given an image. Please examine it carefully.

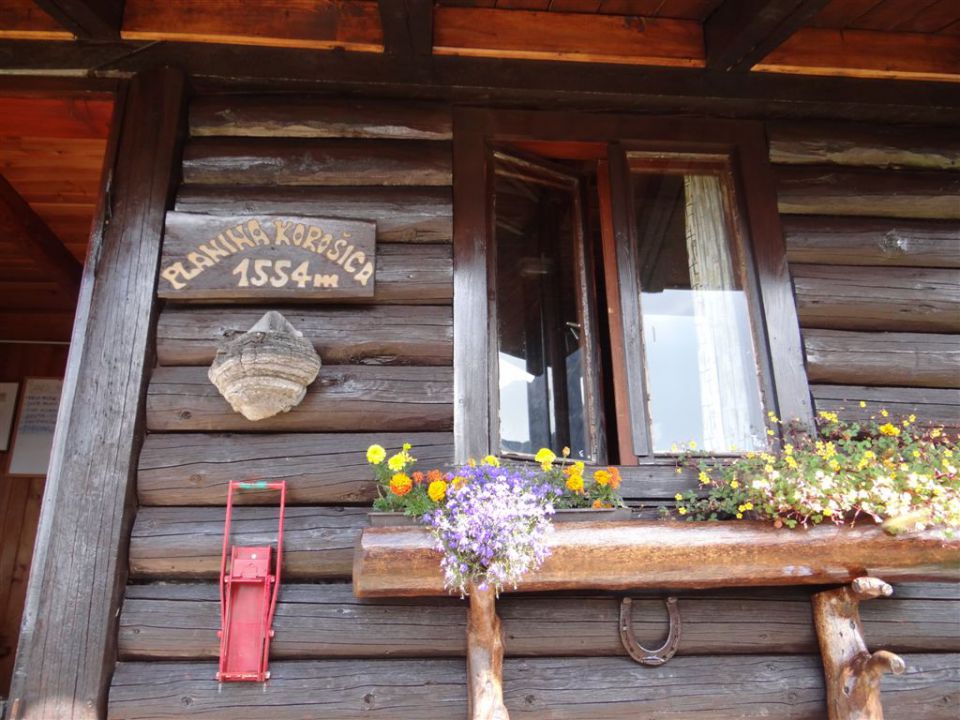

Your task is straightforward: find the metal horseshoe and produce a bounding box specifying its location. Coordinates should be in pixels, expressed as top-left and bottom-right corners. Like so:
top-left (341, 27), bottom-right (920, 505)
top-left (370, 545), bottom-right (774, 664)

top-left (619, 596), bottom-right (681, 666)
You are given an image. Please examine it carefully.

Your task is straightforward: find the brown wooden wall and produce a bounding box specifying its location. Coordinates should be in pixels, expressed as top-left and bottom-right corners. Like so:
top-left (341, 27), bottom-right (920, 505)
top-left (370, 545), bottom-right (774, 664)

top-left (0, 343), bottom-right (67, 697)
top-left (108, 100), bottom-right (959, 719)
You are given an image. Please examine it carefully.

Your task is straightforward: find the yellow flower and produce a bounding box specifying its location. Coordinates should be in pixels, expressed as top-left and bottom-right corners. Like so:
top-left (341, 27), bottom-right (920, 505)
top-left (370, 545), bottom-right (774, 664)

top-left (366, 444), bottom-right (386, 464)
top-left (908, 415), bottom-right (917, 423)
top-left (698, 471), bottom-right (711, 485)
top-left (786, 456), bottom-right (799, 470)
top-left (931, 428), bottom-right (943, 438)
top-left (675, 493), bottom-right (683, 501)
top-left (880, 409), bottom-right (889, 418)
top-left (535, 448), bottom-right (556, 470)
top-left (402, 442), bottom-right (412, 451)
top-left (822, 507), bottom-right (833, 516)
top-left (389, 473), bottom-right (412, 496)
top-left (859, 401), bottom-right (867, 408)
top-left (730, 480), bottom-right (740, 489)
top-left (481, 455), bottom-right (499, 467)
top-left (428, 479), bottom-right (448, 502)
top-left (467, 458), bottom-right (477, 468)
top-left (678, 507), bottom-right (688, 516)
top-left (767, 429), bottom-right (775, 436)
top-left (818, 411), bottom-right (838, 423)
top-left (565, 475), bottom-right (585, 494)
top-left (387, 453), bottom-right (407, 471)
top-left (689, 440), bottom-right (697, 450)
top-left (744, 502), bottom-right (754, 510)
top-left (565, 461), bottom-right (585, 477)
top-left (735, 512), bottom-right (743, 519)
top-left (451, 475), bottom-right (467, 489)
top-left (878, 423), bottom-right (901, 437)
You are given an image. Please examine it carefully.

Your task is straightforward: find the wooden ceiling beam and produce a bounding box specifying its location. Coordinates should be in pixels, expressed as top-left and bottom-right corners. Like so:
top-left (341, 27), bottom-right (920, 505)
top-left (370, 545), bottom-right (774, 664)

top-left (32, 0), bottom-right (123, 40)
top-left (704, 0), bottom-right (834, 72)
top-left (0, 172), bottom-right (82, 293)
top-left (377, 0), bottom-right (433, 57)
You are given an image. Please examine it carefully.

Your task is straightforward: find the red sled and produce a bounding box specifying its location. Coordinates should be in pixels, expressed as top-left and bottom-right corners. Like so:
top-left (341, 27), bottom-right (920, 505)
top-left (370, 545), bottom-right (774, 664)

top-left (217, 480), bottom-right (286, 682)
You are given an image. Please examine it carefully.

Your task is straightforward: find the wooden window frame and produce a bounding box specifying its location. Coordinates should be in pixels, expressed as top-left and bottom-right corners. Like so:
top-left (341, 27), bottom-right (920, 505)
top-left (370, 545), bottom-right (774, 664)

top-left (453, 108), bottom-right (813, 470)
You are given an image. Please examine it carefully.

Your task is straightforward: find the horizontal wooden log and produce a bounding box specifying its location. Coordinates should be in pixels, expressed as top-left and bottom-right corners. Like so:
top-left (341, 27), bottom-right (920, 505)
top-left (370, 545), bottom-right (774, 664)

top-left (354, 522), bottom-right (960, 597)
top-left (811, 385), bottom-right (960, 427)
top-left (109, 654), bottom-right (960, 719)
top-left (783, 216), bottom-right (960, 268)
top-left (118, 582), bottom-right (960, 660)
top-left (768, 122), bottom-right (960, 170)
top-left (156, 305), bottom-right (452, 366)
top-left (803, 329), bottom-right (960, 388)
top-left (776, 166), bottom-right (960, 220)
top-left (146, 365), bottom-right (453, 433)
top-left (182, 138), bottom-right (452, 186)
top-left (129, 506), bottom-right (365, 580)
top-left (137, 432), bottom-right (454, 505)
top-left (159, 241), bottom-right (452, 304)
top-left (175, 185), bottom-right (452, 242)
top-left (792, 264), bottom-right (960, 333)
top-left (190, 97), bottom-right (452, 140)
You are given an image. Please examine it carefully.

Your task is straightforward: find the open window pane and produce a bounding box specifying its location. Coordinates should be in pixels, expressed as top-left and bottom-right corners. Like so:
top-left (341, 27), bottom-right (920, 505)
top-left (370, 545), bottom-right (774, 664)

top-left (493, 155), bottom-right (592, 459)
top-left (632, 171), bottom-right (766, 453)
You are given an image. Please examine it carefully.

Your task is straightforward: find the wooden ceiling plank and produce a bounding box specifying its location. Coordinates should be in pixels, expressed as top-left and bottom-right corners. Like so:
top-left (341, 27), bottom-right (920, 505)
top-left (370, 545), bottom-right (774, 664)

top-left (846, 0), bottom-right (942, 32)
top-left (549, 0), bottom-right (603, 12)
top-left (434, 6), bottom-right (704, 66)
top-left (377, 0), bottom-right (433, 56)
top-left (121, 0), bottom-right (384, 52)
top-left (0, 0), bottom-right (74, 40)
top-left (809, 0), bottom-right (880, 28)
top-left (704, 0), bottom-right (835, 71)
top-left (0, 172), bottom-right (81, 291)
top-left (32, 0), bottom-right (123, 40)
top-left (891, 0), bottom-right (960, 34)
top-left (756, 27), bottom-right (960, 83)
top-left (0, 97), bottom-right (113, 139)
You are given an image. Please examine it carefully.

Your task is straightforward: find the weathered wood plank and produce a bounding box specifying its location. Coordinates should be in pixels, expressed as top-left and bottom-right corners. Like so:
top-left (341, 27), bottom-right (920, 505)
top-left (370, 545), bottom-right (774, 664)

top-left (117, 582), bottom-right (960, 660)
top-left (108, 654), bottom-right (960, 720)
top-left (769, 122), bottom-right (960, 170)
top-left (7, 67), bottom-right (186, 719)
top-left (190, 96), bottom-right (451, 140)
top-left (811, 385), bottom-right (960, 427)
top-left (182, 138), bottom-right (452, 186)
top-left (129, 507), bottom-right (366, 580)
top-left (146, 365), bottom-right (453, 432)
top-left (156, 305), bottom-right (452, 366)
top-left (783, 216), bottom-right (960, 268)
top-left (158, 241), bottom-right (452, 305)
top-left (803, 329), bottom-right (960, 388)
top-left (175, 185), bottom-right (453, 242)
top-left (355, 523), bottom-right (960, 597)
top-left (776, 166), bottom-right (960, 219)
top-left (792, 264), bottom-right (960, 333)
top-left (137, 432), bottom-right (454, 505)
top-left (32, 0), bottom-right (122, 40)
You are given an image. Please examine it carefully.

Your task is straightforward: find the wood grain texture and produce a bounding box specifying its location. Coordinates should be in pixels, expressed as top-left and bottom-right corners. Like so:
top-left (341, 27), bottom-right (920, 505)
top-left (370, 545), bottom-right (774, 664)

top-left (768, 122), bottom-right (960, 170)
top-left (190, 96), bottom-right (451, 140)
top-left (792, 264), bottom-right (960, 332)
top-left (776, 166), bottom-right (960, 220)
top-left (156, 305), bottom-right (452, 366)
top-left (434, 6), bottom-right (705, 66)
top-left (803, 329), bottom-right (960, 388)
top-left (811, 385), bottom-right (960, 427)
top-left (129, 506), bottom-right (366, 580)
top-left (146, 365), bottom-right (453, 432)
top-left (159, 242), bottom-right (452, 305)
top-left (182, 138), bottom-right (452, 186)
top-left (33, 0), bottom-right (123, 39)
top-left (354, 522), bottom-right (960, 597)
top-left (121, 0), bottom-right (384, 51)
top-left (0, 0), bottom-right (74, 39)
top-left (783, 216), bottom-right (960, 267)
top-left (137, 431), bottom-right (454, 506)
top-left (108, 654), bottom-right (960, 719)
top-left (117, 582), bottom-right (960, 660)
top-left (175, 185), bottom-right (453, 242)
top-left (7, 67), bottom-right (186, 720)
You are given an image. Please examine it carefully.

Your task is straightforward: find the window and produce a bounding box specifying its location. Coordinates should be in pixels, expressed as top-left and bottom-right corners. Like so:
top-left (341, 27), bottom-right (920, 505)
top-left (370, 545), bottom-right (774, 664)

top-left (453, 111), bottom-right (812, 467)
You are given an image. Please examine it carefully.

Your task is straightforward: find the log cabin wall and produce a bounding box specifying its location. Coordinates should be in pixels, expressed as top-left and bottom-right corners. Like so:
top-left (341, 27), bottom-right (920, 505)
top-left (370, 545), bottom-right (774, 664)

top-left (109, 98), bottom-right (959, 719)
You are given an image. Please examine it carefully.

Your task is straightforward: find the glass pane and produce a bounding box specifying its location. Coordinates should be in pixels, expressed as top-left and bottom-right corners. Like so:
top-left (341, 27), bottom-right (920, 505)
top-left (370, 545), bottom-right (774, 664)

top-left (632, 171), bottom-right (765, 453)
top-left (494, 160), bottom-right (590, 459)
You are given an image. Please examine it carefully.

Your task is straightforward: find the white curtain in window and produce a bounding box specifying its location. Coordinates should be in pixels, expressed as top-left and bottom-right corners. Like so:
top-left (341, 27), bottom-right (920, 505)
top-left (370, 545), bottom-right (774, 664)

top-left (684, 175), bottom-right (757, 451)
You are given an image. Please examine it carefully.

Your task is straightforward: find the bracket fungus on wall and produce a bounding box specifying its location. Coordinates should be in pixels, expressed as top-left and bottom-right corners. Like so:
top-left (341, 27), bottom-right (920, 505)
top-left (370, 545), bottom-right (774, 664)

top-left (208, 310), bottom-right (321, 421)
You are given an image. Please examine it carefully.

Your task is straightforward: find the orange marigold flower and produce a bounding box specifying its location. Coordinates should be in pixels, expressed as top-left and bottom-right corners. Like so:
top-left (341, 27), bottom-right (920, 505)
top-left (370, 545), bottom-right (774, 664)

top-left (607, 467), bottom-right (621, 489)
top-left (411, 471), bottom-right (426, 485)
top-left (565, 474), bottom-right (585, 493)
top-left (426, 468), bottom-right (444, 484)
top-left (389, 473), bottom-right (413, 496)
top-left (592, 499), bottom-right (605, 509)
top-left (594, 469), bottom-right (611, 486)
top-left (564, 461), bottom-right (585, 477)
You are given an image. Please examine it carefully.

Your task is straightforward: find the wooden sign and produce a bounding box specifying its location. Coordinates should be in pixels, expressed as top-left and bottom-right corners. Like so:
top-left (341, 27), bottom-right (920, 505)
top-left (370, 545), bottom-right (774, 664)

top-left (159, 212), bottom-right (376, 300)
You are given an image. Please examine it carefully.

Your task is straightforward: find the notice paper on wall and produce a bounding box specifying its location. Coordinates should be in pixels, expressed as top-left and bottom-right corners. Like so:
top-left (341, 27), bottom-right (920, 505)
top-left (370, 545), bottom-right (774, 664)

top-left (8, 377), bottom-right (63, 476)
top-left (0, 382), bottom-right (18, 452)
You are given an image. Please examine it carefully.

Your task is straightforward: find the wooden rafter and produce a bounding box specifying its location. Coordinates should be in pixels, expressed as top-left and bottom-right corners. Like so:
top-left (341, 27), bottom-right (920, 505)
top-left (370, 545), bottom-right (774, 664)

top-left (0, 172), bottom-right (81, 292)
top-left (704, 0), bottom-right (834, 71)
top-left (377, 0), bottom-right (433, 57)
top-left (33, 0), bottom-right (123, 40)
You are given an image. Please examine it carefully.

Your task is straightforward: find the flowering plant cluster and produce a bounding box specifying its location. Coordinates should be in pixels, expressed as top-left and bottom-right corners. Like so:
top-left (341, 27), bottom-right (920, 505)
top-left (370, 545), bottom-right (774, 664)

top-left (367, 442), bottom-right (451, 518)
top-left (672, 406), bottom-right (959, 533)
top-left (533, 447), bottom-right (626, 509)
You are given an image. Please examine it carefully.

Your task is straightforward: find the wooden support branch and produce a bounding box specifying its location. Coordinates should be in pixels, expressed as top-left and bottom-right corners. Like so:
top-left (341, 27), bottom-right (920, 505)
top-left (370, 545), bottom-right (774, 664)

top-left (813, 577), bottom-right (906, 720)
top-left (466, 585), bottom-right (509, 720)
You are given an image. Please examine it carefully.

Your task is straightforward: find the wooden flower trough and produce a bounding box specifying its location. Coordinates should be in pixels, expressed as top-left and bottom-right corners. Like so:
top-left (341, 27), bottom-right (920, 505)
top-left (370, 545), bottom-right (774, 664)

top-left (353, 520), bottom-right (960, 720)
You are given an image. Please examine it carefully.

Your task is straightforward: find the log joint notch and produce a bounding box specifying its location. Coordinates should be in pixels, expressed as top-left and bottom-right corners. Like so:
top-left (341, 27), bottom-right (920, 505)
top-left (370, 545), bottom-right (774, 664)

top-left (813, 576), bottom-right (906, 720)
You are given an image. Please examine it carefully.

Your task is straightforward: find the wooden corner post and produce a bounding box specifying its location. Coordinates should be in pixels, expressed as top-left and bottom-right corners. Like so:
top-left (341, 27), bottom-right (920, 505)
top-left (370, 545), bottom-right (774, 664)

top-left (7, 66), bottom-right (186, 720)
top-left (813, 577), bottom-right (906, 720)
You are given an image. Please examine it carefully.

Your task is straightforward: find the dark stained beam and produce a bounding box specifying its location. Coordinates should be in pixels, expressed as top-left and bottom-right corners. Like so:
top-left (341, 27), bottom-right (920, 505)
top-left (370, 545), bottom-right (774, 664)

top-left (704, 0), bottom-right (833, 72)
top-left (33, 0), bottom-right (123, 40)
top-left (377, 0), bottom-right (433, 57)
top-left (0, 172), bottom-right (82, 292)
